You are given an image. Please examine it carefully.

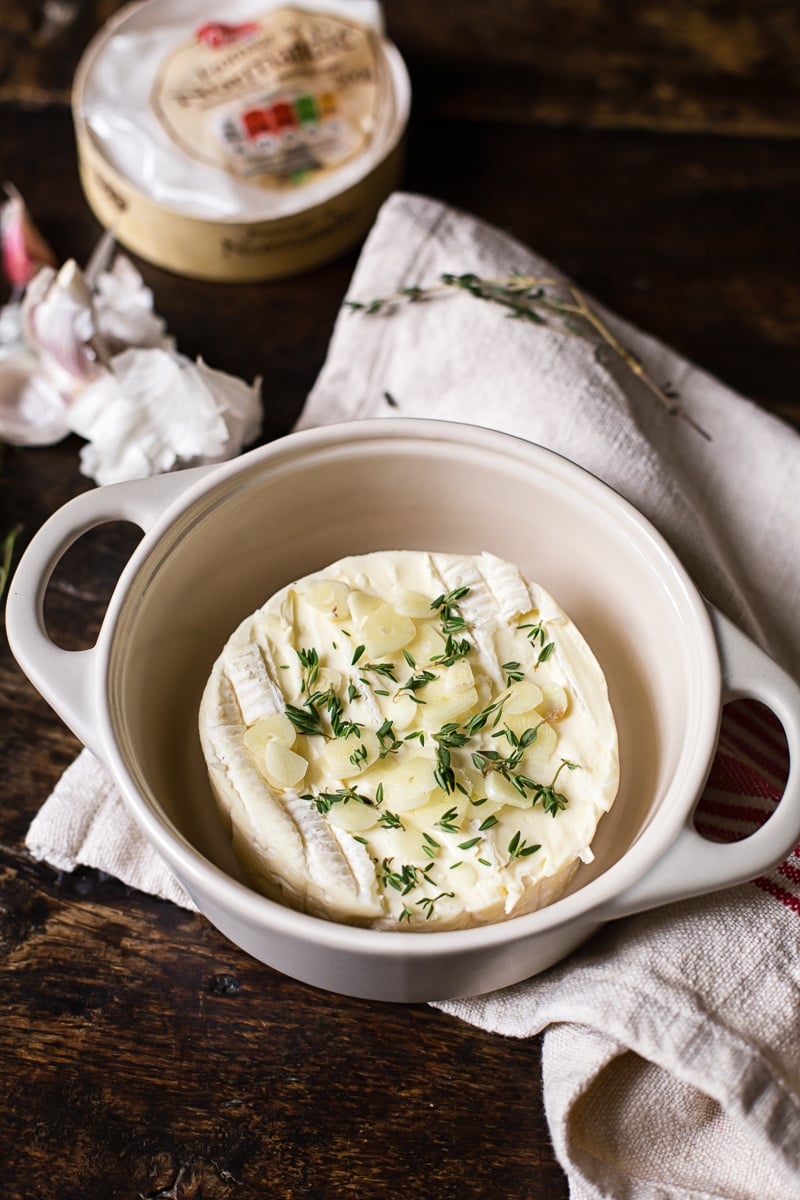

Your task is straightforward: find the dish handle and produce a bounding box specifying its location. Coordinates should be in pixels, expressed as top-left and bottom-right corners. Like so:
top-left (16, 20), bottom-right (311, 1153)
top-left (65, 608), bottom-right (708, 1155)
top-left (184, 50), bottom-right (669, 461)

top-left (5, 466), bottom-right (216, 754)
top-left (599, 605), bottom-right (800, 921)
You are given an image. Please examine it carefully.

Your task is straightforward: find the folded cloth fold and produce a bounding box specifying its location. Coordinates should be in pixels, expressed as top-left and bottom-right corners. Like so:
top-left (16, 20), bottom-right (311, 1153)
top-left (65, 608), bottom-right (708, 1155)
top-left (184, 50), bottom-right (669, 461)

top-left (25, 193), bottom-right (800, 1198)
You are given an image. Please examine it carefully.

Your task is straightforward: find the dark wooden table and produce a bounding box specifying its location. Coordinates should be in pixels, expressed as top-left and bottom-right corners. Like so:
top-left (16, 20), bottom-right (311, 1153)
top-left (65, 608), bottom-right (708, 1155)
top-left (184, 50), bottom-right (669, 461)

top-left (1, 3), bottom-right (798, 1197)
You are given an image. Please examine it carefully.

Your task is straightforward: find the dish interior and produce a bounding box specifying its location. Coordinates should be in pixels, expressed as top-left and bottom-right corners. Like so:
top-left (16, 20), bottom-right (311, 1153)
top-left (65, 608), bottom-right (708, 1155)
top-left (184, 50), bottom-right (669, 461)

top-left (107, 430), bottom-right (715, 913)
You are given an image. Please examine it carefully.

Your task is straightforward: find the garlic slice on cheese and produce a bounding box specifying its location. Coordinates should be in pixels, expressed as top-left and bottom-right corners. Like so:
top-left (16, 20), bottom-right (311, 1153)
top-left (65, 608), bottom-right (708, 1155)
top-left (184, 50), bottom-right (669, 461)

top-left (199, 550), bottom-right (619, 930)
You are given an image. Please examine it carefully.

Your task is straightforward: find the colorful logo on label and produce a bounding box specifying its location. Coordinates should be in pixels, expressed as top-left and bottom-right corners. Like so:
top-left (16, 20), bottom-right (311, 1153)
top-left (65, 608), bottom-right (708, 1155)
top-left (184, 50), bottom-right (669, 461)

top-left (219, 90), bottom-right (356, 181)
top-left (195, 22), bottom-right (260, 49)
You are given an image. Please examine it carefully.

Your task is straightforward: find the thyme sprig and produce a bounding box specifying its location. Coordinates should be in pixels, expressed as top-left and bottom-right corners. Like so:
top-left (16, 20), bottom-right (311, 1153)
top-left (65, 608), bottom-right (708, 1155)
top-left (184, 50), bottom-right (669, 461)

top-left (0, 523), bottom-right (21, 601)
top-left (431, 699), bottom-right (507, 794)
top-left (519, 621), bottom-right (555, 667)
top-left (531, 759), bottom-right (581, 817)
top-left (431, 634), bottom-right (472, 668)
top-left (376, 718), bottom-right (403, 758)
top-left (359, 660), bottom-right (398, 683)
top-left (285, 701), bottom-right (325, 738)
top-left (345, 272), bottom-right (710, 439)
top-left (431, 585), bottom-right (470, 634)
top-left (302, 786), bottom-right (374, 814)
top-left (296, 646), bottom-right (320, 693)
top-left (508, 831), bottom-right (541, 860)
top-left (398, 668), bottom-right (436, 702)
top-left (417, 891), bottom-right (455, 920)
top-left (286, 686), bottom-right (362, 740)
top-left (379, 859), bottom-right (421, 895)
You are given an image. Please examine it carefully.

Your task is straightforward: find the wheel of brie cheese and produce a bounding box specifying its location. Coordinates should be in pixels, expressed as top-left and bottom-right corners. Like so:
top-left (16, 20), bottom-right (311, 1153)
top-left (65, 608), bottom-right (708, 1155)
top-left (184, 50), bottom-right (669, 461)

top-left (199, 550), bottom-right (619, 930)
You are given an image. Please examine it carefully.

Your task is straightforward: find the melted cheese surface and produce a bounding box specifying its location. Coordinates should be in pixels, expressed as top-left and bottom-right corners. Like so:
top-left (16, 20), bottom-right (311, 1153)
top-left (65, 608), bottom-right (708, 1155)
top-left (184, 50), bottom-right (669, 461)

top-left (199, 550), bottom-right (619, 930)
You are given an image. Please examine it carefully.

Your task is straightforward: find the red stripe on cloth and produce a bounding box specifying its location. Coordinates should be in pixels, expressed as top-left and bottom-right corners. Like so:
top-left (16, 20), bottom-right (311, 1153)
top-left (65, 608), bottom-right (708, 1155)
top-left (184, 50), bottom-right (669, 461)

top-left (705, 750), bottom-right (782, 801)
top-left (778, 859), bottom-right (800, 887)
top-left (754, 876), bottom-right (800, 913)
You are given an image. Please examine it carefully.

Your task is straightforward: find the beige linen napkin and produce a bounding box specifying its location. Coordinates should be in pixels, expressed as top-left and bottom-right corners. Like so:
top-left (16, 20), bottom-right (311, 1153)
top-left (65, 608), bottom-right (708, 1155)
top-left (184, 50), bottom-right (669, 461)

top-left (24, 194), bottom-right (800, 1197)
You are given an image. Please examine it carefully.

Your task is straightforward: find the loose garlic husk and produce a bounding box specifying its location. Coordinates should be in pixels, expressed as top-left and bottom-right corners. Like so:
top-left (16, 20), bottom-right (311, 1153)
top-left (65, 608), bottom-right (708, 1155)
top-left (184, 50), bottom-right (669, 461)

top-left (66, 348), bottom-right (262, 485)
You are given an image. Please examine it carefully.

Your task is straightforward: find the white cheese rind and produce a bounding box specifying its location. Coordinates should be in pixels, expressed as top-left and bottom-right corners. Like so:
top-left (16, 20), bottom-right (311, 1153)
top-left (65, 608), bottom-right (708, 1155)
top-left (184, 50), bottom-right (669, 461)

top-left (199, 550), bottom-right (619, 930)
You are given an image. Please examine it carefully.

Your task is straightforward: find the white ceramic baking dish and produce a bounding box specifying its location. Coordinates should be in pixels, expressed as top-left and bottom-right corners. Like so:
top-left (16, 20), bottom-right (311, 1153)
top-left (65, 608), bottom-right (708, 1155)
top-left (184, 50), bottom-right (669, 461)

top-left (7, 420), bottom-right (800, 1001)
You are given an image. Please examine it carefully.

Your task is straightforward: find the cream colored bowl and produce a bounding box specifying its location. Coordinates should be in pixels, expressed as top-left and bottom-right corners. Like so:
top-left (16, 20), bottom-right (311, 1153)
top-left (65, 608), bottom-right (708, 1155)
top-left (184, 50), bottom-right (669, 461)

top-left (7, 420), bottom-right (800, 1001)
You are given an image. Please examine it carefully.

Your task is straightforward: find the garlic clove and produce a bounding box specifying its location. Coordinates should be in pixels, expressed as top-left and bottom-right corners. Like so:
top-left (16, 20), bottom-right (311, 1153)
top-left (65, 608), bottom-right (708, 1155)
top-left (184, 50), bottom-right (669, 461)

top-left (21, 259), bottom-right (108, 384)
top-left (0, 184), bottom-right (57, 293)
top-left (92, 253), bottom-right (174, 353)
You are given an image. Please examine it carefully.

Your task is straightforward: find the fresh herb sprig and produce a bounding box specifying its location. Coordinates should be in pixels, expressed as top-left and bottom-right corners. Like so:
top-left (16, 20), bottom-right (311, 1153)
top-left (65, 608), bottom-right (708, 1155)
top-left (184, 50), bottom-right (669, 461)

top-left (302, 786), bottom-right (374, 814)
top-left (0, 523), bottom-right (21, 601)
top-left (431, 585), bottom-right (470, 634)
top-left (296, 646), bottom-right (320, 692)
top-left (530, 759), bottom-right (580, 816)
top-left (285, 701), bottom-right (326, 737)
top-left (345, 272), bottom-right (710, 439)
top-left (379, 859), bottom-right (421, 895)
top-left (507, 831), bottom-right (541, 860)
top-left (398, 669), bottom-right (436, 702)
top-left (432, 634), bottom-right (472, 668)
top-left (416, 891), bottom-right (455, 920)
top-left (519, 620), bottom-right (555, 667)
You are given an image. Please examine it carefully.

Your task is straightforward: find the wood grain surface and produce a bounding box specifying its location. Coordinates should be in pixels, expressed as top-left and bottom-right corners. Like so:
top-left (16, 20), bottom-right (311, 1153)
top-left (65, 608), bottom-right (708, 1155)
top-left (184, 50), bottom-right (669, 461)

top-left (1, 2), bottom-right (798, 1197)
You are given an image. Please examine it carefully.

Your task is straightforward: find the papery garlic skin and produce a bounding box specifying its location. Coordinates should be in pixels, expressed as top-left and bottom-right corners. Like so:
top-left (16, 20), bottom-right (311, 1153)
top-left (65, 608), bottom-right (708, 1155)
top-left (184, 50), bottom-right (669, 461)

top-left (0, 347), bottom-right (71, 445)
top-left (0, 190), bottom-right (260, 463)
top-left (67, 347), bottom-right (262, 485)
top-left (92, 255), bottom-right (173, 353)
top-left (0, 301), bottom-right (71, 445)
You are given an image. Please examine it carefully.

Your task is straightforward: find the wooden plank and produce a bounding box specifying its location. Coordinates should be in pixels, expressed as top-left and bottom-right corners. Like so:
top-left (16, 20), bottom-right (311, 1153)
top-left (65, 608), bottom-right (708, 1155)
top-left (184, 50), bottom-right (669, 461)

top-left (1, 0), bottom-right (799, 137)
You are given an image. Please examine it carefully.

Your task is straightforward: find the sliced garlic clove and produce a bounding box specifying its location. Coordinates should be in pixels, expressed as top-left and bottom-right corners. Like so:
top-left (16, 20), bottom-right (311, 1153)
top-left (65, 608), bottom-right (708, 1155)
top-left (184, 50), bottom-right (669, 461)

top-left (441, 658), bottom-right (474, 692)
top-left (376, 755), bottom-right (438, 812)
top-left (314, 667), bottom-right (343, 694)
top-left (394, 589), bottom-right (435, 619)
top-left (521, 720), bottom-right (558, 764)
top-left (262, 741), bottom-right (308, 789)
top-left (361, 604), bottom-right (416, 657)
top-left (319, 730), bottom-right (381, 779)
top-left (390, 692), bottom-right (425, 731)
top-left (243, 712), bottom-right (297, 758)
top-left (502, 708), bottom-right (543, 737)
top-left (347, 589), bottom-right (383, 623)
top-left (407, 792), bottom-right (469, 833)
top-left (484, 771), bottom-right (531, 808)
top-left (503, 679), bottom-right (544, 714)
top-left (303, 578), bottom-right (350, 618)
top-left (407, 620), bottom-right (446, 664)
top-left (420, 683), bottom-right (479, 730)
top-left (537, 683), bottom-right (569, 721)
top-left (326, 797), bottom-right (380, 833)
